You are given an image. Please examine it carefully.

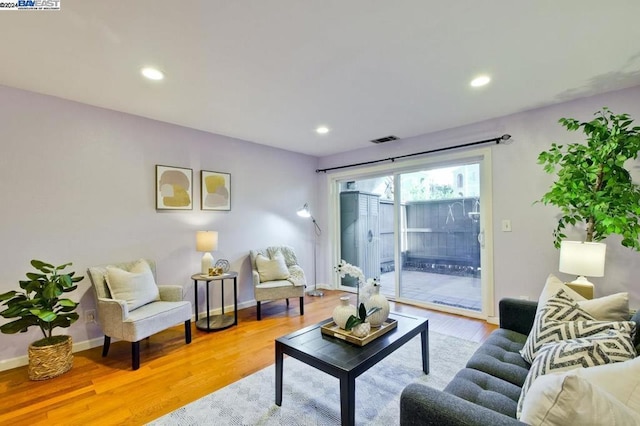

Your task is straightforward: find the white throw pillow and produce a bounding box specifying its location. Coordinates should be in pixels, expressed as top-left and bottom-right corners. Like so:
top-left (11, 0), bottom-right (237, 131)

top-left (256, 253), bottom-right (290, 282)
top-left (539, 274), bottom-right (586, 307)
top-left (516, 330), bottom-right (637, 418)
top-left (105, 259), bottom-right (160, 310)
top-left (520, 371), bottom-right (640, 425)
top-left (578, 292), bottom-right (630, 322)
top-left (564, 356), bottom-right (640, 413)
top-left (520, 289), bottom-right (635, 363)
top-left (521, 289), bottom-right (594, 363)
top-left (540, 274), bottom-right (629, 321)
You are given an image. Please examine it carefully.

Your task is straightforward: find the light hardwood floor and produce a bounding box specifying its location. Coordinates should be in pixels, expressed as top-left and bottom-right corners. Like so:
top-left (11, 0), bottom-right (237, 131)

top-left (0, 290), bottom-right (497, 425)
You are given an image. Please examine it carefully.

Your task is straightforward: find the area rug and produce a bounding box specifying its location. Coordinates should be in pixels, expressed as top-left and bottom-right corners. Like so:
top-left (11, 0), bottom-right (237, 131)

top-left (149, 331), bottom-right (478, 426)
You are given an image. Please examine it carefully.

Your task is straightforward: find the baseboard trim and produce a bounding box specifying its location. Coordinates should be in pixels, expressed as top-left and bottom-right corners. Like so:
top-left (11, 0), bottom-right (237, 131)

top-left (0, 336), bottom-right (105, 372)
top-left (1, 300), bottom-right (267, 372)
top-left (487, 316), bottom-right (499, 325)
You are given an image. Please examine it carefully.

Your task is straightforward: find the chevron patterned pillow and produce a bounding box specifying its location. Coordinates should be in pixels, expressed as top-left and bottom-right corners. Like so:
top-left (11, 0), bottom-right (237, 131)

top-left (516, 329), bottom-right (637, 419)
top-left (520, 289), bottom-right (635, 363)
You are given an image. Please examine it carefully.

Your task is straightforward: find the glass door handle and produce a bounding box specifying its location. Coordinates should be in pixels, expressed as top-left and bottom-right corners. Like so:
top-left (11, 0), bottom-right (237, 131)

top-left (477, 230), bottom-right (485, 248)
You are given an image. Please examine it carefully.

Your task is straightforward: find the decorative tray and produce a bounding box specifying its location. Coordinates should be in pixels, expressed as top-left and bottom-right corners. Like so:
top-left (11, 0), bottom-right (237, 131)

top-left (320, 318), bottom-right (397, 346)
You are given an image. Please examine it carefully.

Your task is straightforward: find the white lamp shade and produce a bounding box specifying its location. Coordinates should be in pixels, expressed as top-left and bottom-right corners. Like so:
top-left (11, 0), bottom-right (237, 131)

top-left (559, 241), bottom-right (606, 277)
top-left (196, 231), bottom-right (218, 252)
top-left (297, 203), bottom-right (311, 218)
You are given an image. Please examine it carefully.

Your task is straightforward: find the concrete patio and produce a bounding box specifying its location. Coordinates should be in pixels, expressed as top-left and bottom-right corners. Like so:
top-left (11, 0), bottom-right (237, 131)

top-left (379, 270), bottom-right (481, 311)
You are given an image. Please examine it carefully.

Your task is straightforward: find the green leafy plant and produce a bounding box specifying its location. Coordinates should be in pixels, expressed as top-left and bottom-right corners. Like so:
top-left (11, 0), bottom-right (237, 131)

top-left (0, 260), bottom-right (83, 344)
top-left (538, 108), bottom-right (640, 250)
top-left (344, 303), bottom-right (381, 331)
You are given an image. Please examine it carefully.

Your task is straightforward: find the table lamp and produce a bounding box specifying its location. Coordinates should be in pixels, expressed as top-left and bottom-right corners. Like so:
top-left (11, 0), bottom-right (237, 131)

top-left (559, 240), bottom-right (606, 299)
top-left (196, 231), bottom-right (218, 275)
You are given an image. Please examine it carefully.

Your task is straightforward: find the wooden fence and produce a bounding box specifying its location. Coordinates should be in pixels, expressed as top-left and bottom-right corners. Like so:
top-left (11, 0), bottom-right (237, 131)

top-left (379, 198), bottom-right (480, 276)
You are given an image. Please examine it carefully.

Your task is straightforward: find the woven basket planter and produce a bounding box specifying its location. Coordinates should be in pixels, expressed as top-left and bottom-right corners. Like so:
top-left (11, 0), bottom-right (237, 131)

top-left (28, 335), bottom-right (73, 381)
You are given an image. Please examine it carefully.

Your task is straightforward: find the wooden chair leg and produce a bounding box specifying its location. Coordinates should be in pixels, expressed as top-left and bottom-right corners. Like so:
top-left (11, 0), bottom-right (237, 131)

top-left (102, 336), bottom-right (111, 357)
top-left (185, 320), bottom-right (192, 344)
top-left (257, 301), bottom-right (262, 321)
top-left (132, 341), bottom-right (140, 370)
top-left (300, 296), bottom-right (304, 316)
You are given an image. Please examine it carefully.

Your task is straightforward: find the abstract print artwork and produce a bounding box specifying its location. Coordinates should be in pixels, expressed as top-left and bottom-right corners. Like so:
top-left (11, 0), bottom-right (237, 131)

top-left (156, 165), bottom-right (193, 210)
top-left (201, 170), bottom-right (231, 211)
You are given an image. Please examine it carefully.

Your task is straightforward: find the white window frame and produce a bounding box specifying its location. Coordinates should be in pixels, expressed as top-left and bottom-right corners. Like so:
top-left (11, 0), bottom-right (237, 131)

top-left (325, 147), bottom-right (494, 319)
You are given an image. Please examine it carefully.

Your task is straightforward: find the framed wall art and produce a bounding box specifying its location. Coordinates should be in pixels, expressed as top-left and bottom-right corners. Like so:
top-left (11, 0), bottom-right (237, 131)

top-left (201, 170), bottom-right (231, 211)
top-left (156, 165), bottom-right (193, 210)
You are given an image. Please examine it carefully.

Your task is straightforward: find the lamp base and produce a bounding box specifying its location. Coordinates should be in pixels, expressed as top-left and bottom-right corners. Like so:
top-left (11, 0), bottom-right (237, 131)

top-left (307, 288), bottom-right (324, 297)
top-left (565, 276), bottom-right (594, 300)
top-left (201, 253), bottom-right (214, 275)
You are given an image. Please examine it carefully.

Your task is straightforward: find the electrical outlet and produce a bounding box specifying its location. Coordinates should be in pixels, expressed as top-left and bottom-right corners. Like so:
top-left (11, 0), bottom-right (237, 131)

top-left (501, 219), bottom-right (512, 232)
top-left (85, 309), bottom-right (96, 323)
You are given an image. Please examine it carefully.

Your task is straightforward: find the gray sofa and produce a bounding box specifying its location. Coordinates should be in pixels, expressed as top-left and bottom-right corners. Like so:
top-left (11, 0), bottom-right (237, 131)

top-left (401, 297), bottom-right (640, 425)
top-left (400, 298), bottom-right (537, 425)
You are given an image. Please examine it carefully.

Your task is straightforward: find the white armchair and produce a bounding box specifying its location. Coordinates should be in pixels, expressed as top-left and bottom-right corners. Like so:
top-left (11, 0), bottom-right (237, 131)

top-left (249, 246), bottom-right (306, 320)
top-left (87, 259), bottom-right (192, 370)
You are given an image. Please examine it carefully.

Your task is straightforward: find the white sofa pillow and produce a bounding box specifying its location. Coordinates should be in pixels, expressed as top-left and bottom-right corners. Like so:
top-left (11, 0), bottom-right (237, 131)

top-left (256, 253), bottom-right (290, 282)
top-left (521, 289), bottom-right (594, 363)
top-left (520, 371), bottom-right (640, 425)
top-left (578, 292), bottom-right (630, 322)
top-left (563, 356), bottom-right (640, 413)
top-left (516, 329), bottom-right (636, 418)
top-left (540, 274), bottom-right (629, 321)
top-left (539, 274), bottom-right (586, 307)
top-left (521, 289), bottom-right (635, 363)
top-left (105, 259), bottom-right (160, 310)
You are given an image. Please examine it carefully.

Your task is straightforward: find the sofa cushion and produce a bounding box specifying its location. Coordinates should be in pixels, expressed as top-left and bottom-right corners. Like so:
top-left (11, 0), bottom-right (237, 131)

top-left (256, 253), bottom-right (290, 282)
top-left (555, 356), bottom-right (640, 413)
top-left (465, 329), bottom-right (530, 387)
top-left (444, 368), bottom-right (521, 418)
top-left (578, 292), bottom-right (630, 322)
top-left (520, 371), bottom-right (640, 425)
top-left (105, 259), bottom-right (160, 311)
top-left (520, 289), bottom-right (635, 363)
top-left (516, 329), bottom-right (636, 418)
top-left (540, 274), bottom-right (630, 321)
top-left (538, 274), bottom-right (586, 308)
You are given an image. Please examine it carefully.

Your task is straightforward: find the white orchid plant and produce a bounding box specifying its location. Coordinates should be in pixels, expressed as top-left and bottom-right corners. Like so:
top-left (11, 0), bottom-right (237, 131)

top-left (334, 260), bottom-right (381, 331)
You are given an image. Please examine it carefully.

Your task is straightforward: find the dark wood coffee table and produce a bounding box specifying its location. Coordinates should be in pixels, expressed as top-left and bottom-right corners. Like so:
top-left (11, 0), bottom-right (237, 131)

top-left (275, 311), bottom-right (429, 426)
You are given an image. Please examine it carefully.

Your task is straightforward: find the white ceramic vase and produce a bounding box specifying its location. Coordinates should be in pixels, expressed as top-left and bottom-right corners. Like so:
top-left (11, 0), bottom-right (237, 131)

top-left (365, 286), bottom-right (390, 327)
top-left (351, 322), bottom-right (371, 338)
top-left (332, 296), bottom-right (356, 329)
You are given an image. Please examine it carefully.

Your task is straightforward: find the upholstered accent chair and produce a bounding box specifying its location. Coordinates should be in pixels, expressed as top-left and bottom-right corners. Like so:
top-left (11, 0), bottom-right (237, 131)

top-left (87, 259), bottom-right (192, 370)
top-left (249, 246), bottom-right (306, 320)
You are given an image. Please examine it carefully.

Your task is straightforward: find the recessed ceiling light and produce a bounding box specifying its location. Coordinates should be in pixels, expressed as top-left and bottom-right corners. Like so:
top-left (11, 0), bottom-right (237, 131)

top-left (141, 67), bottom-right (164, 81)
top-left (470, 75), bottom-right (490, 87)
top-left (316, 126), bottom-right (330, 134)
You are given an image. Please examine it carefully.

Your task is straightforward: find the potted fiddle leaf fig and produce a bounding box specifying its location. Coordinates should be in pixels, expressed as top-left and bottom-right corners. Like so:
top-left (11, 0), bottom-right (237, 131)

top-left (0, 260), bottom-right (83, 380)
top-left (537, 108), bottom-right (640, 250)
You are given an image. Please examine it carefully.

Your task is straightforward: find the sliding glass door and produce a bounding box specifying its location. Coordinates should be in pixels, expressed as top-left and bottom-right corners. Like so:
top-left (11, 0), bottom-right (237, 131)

top-left (396, 164), bottom-right (482, 311)
top-left (334, 150), bottom-right (491, 318)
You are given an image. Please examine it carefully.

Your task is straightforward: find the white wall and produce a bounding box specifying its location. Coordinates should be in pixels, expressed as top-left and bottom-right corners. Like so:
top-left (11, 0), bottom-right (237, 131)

top-left (0, 85), bottom-right (319, 365)
top-left (317, 85), bottom-right (640, 313)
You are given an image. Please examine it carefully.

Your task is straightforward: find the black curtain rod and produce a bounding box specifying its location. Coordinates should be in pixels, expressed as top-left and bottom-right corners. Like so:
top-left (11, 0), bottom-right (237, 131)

top-left (315, 134), bottom-right (512, 173)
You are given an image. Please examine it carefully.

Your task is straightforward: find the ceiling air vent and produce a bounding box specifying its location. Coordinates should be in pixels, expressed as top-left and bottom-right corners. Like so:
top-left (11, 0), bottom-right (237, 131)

top-left (370, 135), bottom-right (399, 144)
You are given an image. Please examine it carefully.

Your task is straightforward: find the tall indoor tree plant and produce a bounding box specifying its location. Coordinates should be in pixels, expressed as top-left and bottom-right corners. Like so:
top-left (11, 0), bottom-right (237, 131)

top-left (538, 108), bottom-right (640, 250)
top-left (0, 260), bottom-right (83, 380)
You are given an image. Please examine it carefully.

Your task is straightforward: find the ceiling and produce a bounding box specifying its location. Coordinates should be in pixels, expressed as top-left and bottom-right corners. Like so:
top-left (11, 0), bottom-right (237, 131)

top-left (2, 1), bottom-right (640, 157)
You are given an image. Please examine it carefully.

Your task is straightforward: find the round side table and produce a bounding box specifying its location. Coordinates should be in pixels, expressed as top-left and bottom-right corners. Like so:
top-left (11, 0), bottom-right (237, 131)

top-left (192, 272), bottom-right (238, 332)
